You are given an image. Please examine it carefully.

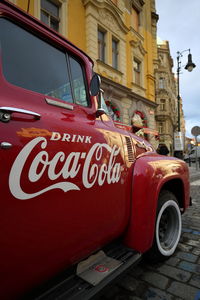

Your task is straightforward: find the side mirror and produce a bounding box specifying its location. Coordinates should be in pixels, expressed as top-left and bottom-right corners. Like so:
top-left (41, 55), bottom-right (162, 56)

top-left (90, 74), bottom-right (106, 117)
top-left (90, 74), bottom-right (101, 96)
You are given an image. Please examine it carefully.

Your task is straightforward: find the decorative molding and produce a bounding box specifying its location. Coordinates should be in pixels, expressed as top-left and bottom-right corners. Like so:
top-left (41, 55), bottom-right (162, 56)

top-left (83, 0), bottom-right (123, 14)
top-left (156, 89), bottom-right (169, 97)
top-left (146, 74), bottom-right (156, 82)
top-left (101, 76), bottom-right (157, 108)
top-left (131, 82), bottom-right (146, 92)
top-left (131, 0), bottom-right (145, 12)
top-left (130, 39), bottom-right (146, 56)
top-left (129, 27), bottom-right (144, 41)
top-left (97, 60), bottom-right (124, 76)
top-left (83, 0), bottom-right (129, 34)
top-left (151, 11), bottom-right (159, 22)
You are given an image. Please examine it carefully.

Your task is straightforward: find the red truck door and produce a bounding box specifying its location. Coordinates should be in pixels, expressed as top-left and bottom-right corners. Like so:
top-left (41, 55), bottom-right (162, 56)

top-left (0, 14), bottom-right (130, 298)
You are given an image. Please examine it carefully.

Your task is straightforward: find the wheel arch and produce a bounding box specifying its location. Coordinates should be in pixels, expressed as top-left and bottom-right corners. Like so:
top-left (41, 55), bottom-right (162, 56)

top-left (160, 179), bottom-right (184, 210)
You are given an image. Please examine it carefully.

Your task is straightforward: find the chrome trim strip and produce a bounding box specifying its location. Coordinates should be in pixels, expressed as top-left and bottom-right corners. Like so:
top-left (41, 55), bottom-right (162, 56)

top-left (45, 98), bottom-right (74, 110)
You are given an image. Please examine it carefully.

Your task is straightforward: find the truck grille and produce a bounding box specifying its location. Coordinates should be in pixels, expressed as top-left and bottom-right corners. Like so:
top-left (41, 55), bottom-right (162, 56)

top-left (125, 136), bottom-right (134, 162)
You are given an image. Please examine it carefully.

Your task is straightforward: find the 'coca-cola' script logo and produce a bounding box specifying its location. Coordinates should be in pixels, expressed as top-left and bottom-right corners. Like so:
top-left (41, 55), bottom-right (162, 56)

top-left (9, 136), bottom-right (122, 200)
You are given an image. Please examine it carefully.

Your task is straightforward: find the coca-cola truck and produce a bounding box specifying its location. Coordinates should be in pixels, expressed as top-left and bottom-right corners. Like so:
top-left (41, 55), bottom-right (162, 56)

top-left (0, 1), bottom-right (190, 299)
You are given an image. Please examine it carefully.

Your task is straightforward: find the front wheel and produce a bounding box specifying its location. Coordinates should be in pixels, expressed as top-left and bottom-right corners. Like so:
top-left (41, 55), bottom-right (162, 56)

top-left (145, 191), bottom-right (182, 263)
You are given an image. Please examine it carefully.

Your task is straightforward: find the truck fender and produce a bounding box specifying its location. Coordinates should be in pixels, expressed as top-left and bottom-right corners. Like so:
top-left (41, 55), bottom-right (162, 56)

top-left (123, 154), bottom-right (188, 253)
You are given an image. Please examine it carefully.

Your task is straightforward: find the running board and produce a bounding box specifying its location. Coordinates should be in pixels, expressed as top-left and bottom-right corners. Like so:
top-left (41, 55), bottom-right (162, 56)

top-left (31, 244), bottom-right (141, 300)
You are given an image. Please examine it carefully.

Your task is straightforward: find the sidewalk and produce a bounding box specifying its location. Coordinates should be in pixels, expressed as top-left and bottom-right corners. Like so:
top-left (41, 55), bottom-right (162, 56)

top-left (189, 163), bottom-right (200, 182)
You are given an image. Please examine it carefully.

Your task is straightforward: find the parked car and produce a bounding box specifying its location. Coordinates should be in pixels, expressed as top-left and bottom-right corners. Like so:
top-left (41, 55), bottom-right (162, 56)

top-left (0, 1), bottom-right (190, 299)
top-left (184, 146), bottom-right (200, 162)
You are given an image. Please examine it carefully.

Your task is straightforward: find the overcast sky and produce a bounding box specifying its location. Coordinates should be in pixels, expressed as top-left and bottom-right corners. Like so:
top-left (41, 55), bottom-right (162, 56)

top-left (156, 0), bottom-right (200, 138)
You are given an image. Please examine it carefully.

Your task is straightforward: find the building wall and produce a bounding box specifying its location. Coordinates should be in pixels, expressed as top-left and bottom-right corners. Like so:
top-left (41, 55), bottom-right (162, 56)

top-left (12, 0), bottom-right (159, 147)
top-left (155, 40), bottom-right (185, 155)
top-left (83, 0), bottom-right (158, 146)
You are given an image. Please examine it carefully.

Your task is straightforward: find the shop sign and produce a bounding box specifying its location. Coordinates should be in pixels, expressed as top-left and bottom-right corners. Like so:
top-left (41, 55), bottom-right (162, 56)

top-left (174, 132), bottom-right (184, 151)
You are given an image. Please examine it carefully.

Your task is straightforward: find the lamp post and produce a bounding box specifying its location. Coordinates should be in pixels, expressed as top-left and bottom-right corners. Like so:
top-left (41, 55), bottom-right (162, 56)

top-left (174, 49), bottom-right (196, 159)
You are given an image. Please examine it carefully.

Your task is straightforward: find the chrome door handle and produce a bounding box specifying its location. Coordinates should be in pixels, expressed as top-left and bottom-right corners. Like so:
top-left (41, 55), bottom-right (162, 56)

top-left (0, 106), bottom-right (41, 121)
top-left (0, 142), bottom-right (12, 149)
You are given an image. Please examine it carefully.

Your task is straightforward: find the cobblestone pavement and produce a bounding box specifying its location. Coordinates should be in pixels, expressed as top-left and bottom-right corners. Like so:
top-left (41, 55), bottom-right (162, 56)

top-left (99, 173), bottom-right (200, 300)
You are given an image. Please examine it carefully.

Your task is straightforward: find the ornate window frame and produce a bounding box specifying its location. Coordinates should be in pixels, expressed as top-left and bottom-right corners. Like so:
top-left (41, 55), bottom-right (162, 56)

top-left (34, 0), bottom-right (67, 36)
top-left (160, 99), bottom-right (166, 111)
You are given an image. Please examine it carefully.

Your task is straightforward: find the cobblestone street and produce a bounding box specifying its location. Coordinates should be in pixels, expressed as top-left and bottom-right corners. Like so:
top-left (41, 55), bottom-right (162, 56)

top-left (100, 168), bottom-right (200, 300)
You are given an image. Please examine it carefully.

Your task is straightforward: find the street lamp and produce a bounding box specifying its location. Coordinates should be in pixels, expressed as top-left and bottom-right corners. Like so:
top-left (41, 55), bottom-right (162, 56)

top-left (175, 49), bottom-right (196, 158)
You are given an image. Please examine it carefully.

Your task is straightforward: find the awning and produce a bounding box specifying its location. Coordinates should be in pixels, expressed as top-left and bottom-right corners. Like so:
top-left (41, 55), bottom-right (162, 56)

top-left (114, 121), bottom-right (132, 132)
top-left (114, 121), bottom-right (159, 136)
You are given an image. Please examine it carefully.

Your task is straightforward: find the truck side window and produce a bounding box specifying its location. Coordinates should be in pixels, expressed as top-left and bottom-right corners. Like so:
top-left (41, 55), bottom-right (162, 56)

top-left (69, 56), bottom-right (88, 107)
top-left (0, 18), bottom-right (87, 105)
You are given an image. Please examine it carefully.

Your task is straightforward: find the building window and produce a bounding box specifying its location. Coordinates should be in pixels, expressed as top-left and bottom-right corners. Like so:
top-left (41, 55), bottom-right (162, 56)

top-left (41, 0), bottom-right (60, 32)
top-left (133, 58), bottom-right (141, 85)
top-left (160, 99), bottom-right (166, 111)
top-left (159, 77), bottom-right (165, 89)
top-left (158, 122), bottom-right (164, 134)
top-left (98, 29), bottom-right (106, 62)
top-left (132, 6), bottom-right (140, 32)
top-left (112, 38), bottom-right (119, 69)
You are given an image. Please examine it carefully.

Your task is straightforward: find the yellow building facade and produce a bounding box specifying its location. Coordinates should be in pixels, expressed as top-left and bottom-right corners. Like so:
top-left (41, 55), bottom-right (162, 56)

top-left (10, 0), bottom-right (159, 146)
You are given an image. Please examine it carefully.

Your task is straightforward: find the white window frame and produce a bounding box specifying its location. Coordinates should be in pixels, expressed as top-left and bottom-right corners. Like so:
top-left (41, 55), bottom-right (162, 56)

top-left (133, 58), bottom-right (141, 86)
top-left (158, 122), bottom-right (164, 134)
top-left (34, 0), bottom-right (67, 36)
top-left (112, 37), bottom-right (119, 69)
top-left (98, 27), bottom-right (107, 63)
top-left (159, 77), bottom-right (165, 89)
top-left (160, 99), bottom-right (166, 111)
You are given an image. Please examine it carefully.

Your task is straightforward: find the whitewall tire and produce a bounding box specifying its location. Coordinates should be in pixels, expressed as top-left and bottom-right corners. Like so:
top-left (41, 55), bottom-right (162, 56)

top-left (145, 191), bottom-right (182, 263)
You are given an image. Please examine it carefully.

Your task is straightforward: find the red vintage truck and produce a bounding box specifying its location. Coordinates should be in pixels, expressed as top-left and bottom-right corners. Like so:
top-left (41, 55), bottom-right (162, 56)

top-left (0, 1), bottom-right (190, 299)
